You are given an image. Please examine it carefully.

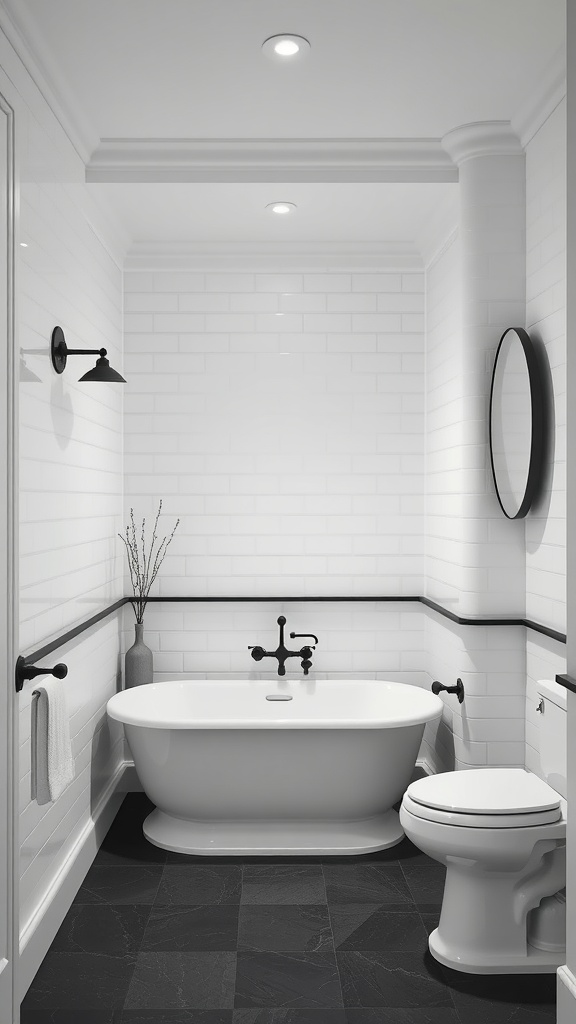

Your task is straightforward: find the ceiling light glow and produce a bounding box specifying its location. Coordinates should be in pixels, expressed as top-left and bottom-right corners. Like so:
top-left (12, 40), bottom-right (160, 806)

top-left (262, 34), bottom-right (310, 61)
top-left (267, 202), bottom-right (297, 215)
top-left (275, 39), bottom-right (299, 56)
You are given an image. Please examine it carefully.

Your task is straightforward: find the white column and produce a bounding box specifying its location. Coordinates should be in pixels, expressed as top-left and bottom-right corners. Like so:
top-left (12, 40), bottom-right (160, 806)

top-left (442, 122), bottom-right (526, 618)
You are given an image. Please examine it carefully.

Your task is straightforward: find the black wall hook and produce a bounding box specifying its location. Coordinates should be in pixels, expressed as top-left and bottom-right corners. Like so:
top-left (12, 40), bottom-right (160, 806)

top-left (15, 656), bottom-right (68, 693)
top-left (431, 678), bottom-right (465, 703)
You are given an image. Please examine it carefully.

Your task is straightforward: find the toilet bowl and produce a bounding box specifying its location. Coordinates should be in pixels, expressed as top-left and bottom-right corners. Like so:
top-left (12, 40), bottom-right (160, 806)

top-left (400, 767), bottom-right (566, 973)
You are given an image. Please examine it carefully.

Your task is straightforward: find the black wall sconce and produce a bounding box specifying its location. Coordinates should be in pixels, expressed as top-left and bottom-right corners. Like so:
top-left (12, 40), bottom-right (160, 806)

top-left (50, 326), bottom-right (126, 382)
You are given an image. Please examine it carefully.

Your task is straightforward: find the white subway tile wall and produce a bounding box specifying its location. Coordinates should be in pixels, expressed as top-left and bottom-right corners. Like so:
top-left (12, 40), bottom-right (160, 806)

top-left (524, 99), bottom-right (567, 772)
top-left (123, 269), bottom-right (425, 598)
top-left (123, 601), bottom-right (426, 685)
top-left (14, 44), bottom-right (124, 952)
top-left (525, 99), bottom-right (566, 634)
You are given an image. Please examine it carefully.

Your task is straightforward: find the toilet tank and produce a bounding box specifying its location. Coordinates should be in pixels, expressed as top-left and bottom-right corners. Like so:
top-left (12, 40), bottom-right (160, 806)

top-left (536, 678), bottom-right (567, 798)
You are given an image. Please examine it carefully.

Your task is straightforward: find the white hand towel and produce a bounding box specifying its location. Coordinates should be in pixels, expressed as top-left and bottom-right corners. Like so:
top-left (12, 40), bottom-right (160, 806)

top-left (32, 678), bottom-right (75, 804)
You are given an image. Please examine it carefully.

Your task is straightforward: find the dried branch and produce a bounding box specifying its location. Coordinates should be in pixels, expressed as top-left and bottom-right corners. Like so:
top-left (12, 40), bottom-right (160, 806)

top-left (119, 502), bottom-right (180, 623)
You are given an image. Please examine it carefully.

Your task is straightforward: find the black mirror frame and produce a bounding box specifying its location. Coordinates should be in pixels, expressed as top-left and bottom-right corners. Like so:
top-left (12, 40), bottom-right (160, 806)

top-left (488, 326), bottom-right (544, 520)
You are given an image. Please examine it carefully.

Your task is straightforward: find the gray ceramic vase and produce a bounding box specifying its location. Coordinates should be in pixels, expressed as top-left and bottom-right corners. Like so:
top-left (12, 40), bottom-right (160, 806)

top-left (125, 622), bottom-right (153, 688)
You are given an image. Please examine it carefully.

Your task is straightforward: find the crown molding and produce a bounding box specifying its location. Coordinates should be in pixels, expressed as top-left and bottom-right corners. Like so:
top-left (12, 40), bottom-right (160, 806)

top-left (124, 241), bottom-right (423, 272)
top-left (0, 0), bottom-right (98, 163)
top-left (86, 137), bottom-right (458, 184)
top-left (512, 45), bottom-right (566, 147)
top-left (442, 121), bottom-right (523, 165)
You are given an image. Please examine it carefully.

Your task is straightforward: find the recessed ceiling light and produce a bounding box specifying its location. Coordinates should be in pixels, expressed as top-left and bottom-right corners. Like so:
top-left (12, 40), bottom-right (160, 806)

top-left (20, 242), bottom-right (28, 247)
top-left (266, 202), bottom-right (297, 215)
top-left (262, 34), bottom-right (310, 60)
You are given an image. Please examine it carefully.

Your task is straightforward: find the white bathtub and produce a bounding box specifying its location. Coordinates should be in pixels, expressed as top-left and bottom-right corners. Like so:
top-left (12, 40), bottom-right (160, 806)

top-left (107, 678), bottom-right (442, 856)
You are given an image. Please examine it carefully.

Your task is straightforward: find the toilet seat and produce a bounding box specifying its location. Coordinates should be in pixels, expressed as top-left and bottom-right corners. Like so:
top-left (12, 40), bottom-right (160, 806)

top-left (405, 769), bottom-right (562, 829)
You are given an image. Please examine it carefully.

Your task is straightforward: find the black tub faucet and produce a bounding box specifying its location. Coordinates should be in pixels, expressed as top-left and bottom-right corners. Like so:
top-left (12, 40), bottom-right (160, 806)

top-left (249, 616), bottom-right (318, 676)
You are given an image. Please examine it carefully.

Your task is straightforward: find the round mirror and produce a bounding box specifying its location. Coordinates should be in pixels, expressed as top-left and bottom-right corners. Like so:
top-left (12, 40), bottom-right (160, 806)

top-left (489, 327), bottom-right (544, 519)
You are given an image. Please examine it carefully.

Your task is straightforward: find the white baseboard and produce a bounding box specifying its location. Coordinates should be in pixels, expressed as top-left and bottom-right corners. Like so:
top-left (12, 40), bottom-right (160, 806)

top-left (416, 756), bottom-right (435, 776)
top-left (557, 965), bottom-right (576, 1023)
top-left (19, 760), bottom-right (130, 1000)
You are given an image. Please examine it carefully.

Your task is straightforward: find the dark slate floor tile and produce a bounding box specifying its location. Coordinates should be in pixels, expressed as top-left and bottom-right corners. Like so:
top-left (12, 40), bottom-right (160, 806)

top-left (21, 1011), bottom-right (115, 1024)
top-left (51, 903), bottom-right (150, 953)
top-left (443, 968), bottom-right (556, 1023)
top-left (74, 865), bottom-right (163, 905)
top-left (238, 904), bottom-right (332, 952)
top-left (344, 1010), bottom-right (462, 1023)
top-left (122, 1013), bottom-right (233, 1023)
top-left (124, 951), bottom-right (236, 1009)
top-left (399, 865), bottom-right (446, 906)
top-left (419, 912), bottom-right (440, 937)
top-left (21, 952), bottom-right (135, 1010)
top-left (323, 864), bottom-right (413, 905)
top-left (330, 906), bottom-right (428, 951)
top-left (235, 950), bottom-right (342, 1009)
top-left (141, 905), bottom-right (240, 951)
top-left (337, 950), bottom-right (454, 1008)
top-left (241, 866), bottom-right (326, 905)
top-left (156, 865), bottom-right (242, 905)
top-left (233, 1012), bottom-right (347, 1023)
top-left (96, 821), bottom-right (167, 865)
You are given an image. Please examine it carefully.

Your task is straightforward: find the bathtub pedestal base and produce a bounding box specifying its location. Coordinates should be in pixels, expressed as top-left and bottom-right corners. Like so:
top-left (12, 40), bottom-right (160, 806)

top-left (143, 808), bottom-right (405, 856)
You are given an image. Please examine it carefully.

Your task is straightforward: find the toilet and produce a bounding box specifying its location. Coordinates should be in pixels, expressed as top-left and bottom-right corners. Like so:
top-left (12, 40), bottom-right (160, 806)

top-left (399, 678), bottom-right (567, 974)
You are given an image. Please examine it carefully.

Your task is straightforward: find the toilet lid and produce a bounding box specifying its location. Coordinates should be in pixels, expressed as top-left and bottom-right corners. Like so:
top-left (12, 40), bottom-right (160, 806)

top-left (402, 791), bottom-right (562, 828)
top-left (406, 768), bottom-right (561, 816)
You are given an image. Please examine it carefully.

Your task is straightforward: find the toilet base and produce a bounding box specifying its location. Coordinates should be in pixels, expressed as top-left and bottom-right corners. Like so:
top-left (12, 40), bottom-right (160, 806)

top-left (429, 927), bottom-right (565, 974)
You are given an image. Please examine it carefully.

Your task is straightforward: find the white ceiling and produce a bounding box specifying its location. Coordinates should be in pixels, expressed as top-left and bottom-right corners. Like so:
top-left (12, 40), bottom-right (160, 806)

top-left (92, 181), bottom-right (457, 248)
top-left (5, 0), bottom-right (565, 253)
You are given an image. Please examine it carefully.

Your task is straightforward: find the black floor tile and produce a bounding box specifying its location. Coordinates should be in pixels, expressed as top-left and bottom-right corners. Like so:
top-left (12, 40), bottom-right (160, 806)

top-left (238, 904), bottom-right (332, 952)
top-left (235, 950), bottom-right (342, 1009)
top-left (156, 865), bottom-right (243, 905)
top-left (124, 951), bottom-right (236, 1009)
top-left (141, 905), bottom-right (240, 951)
top-left (399, 865), bottom-right (447, 906)
top-left (21, 952), bottom-right (136, 1011)
top-left (344, 1011), bottom-right (462, 1022)
top-left (330, 906), bottom-right (428, 951)
top-left (443, 968), bottom-right (557, 1022)
top-left (96, 823), bottom-right (167, 866)
top-left (337, 950), bottom-right (455, 1009)
top-left (241, 866), bottom-right (326, 905)
top-left (21, 1011), bottom-right (116, 1024)
top-left (122, 1012), bottom-right (233, 1023)
top-left (74, 865), bottom-right (163, 904)
top-left (51, 904), bottom-right (150, 953)
top-left (323, 864), bottom-right (413, 904)
top-left (233, 1012), bottom-right (347, 1023)
top-left (419, 912), bottom-right (439, 936)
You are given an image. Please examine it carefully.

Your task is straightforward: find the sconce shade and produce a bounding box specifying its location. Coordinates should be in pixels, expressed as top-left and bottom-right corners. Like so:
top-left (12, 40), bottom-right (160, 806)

top-left (50, 325), bottom-right (126, 382)
top-left (79, 354), bottom-right (126, 383)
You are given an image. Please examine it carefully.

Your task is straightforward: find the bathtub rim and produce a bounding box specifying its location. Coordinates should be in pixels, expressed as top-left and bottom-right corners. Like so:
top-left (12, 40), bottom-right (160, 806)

top-left (107, 677), bottom-right (443, 730)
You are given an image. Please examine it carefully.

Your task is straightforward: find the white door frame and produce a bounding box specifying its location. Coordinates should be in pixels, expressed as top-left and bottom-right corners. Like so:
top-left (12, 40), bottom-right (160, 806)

top-left (0, 84), bottom-right (18, 1024)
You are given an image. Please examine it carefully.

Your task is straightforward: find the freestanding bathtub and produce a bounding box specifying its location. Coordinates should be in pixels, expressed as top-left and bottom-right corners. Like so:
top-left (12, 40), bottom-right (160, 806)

top-left (107, 678), bottom-right (442, 856)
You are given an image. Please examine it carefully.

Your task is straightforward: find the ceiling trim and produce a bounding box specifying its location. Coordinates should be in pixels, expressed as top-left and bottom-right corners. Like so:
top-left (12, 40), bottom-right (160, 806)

top-left (124, 241), bottom-right (423, 272)
top-left (511, 45), bottom-right (566, 147)
top-left (0, 0), bottom-right (98, 162)
top-left (441, 121), bottom-right (523, 165)
top-left (86, 138), bottom-right (458, 184)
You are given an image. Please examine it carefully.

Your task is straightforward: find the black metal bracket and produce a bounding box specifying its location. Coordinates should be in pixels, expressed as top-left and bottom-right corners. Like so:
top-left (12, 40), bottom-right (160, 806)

top-left (15, 656), bottom-right (68, 693)
top-left (51, 326), bottom-right (104, 374)
top-left (431, 678), bottom-right (465, 703)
